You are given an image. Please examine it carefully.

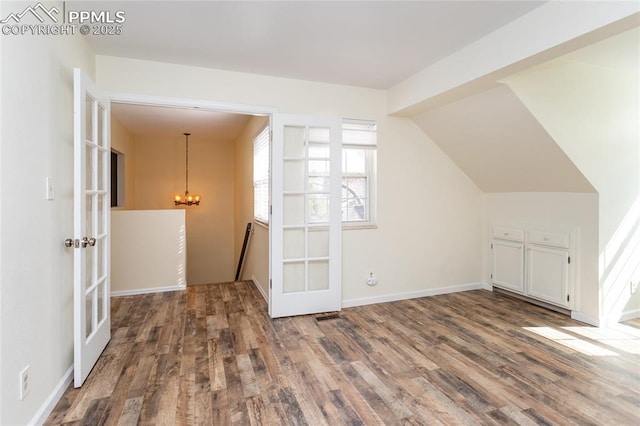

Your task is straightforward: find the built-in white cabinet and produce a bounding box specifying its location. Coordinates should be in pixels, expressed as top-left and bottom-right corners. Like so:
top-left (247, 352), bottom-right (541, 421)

top-left (491, 225), bottom-right (573, 309)
top-left (491, 231), bottom-right (525, 293)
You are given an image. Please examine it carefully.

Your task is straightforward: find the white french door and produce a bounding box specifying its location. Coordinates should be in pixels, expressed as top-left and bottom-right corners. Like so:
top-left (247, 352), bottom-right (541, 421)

top-left (270, 114), bottom-right (342, 318)
top-left (73, 68), bottom-right (111, 387)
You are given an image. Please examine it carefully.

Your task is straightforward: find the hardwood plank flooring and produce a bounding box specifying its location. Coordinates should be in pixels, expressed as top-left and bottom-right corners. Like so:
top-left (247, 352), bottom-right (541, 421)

top-left (46, 282), bottom-right (640, 425)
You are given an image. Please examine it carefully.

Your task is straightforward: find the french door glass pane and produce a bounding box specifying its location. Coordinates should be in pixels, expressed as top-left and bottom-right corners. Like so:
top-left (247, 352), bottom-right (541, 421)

top-left (283, 228), bottom-right (305, 259)
top-left (86, 289), bottom-right (94, 338)
top-left (309, 127), bottom-right (330, 144)
top-left (308, 194), bottom-right (329, 223)
top-left (85, 246), bottom-right (93, 291)
top-left (98, 150), bottom-right (105, 190)
top-left (283, 262), bottom-right (305, 293)
top-left (283, 194), bottom-right (305, 226)
top-left (284, 126), bottom-right (305, 157)
top-left (308, 160), bottom-right (329, 175)
top-left (308, 176), bottom-right (329, 193)
top-left (308, 229), bottom-right (329, 258)
top-left (308, 144), bottom-right (329, 158)
top-left (308, 260), bottom-right (329, 291)
top-left (86, 195), bottom-right (93, 235)
top-left (97, 239), bottom-right (104, 279)
top-left (85, 95), bottom-right (93, 142)
top-left (284, 160), bottom-right (305, 192)
top-left (97, 104), bottom-right (105, 147)
top-left (97, 195), bottom-right (104, 235)
top-left (97, 282), bottom-right (104, 323)
top-left (85, 146), bottom-right (93, 189)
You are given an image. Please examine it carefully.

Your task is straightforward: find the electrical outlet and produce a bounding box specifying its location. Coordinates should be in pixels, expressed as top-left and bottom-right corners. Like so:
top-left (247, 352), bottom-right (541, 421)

top-left (631, 281), bottom-right (639, 294)
top-left (19, 365), bottom-right (30, 400)
top-left (366, 272), bottom-right (378, 286)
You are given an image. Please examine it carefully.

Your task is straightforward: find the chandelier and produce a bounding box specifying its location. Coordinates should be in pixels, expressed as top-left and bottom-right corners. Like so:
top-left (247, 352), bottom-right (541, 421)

top-left (174, 132), bottom-right (201, 206)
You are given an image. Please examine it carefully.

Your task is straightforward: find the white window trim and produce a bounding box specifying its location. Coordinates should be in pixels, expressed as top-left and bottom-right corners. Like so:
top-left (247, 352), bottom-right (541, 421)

top-left (342, 146), bottom-right (377, 230)
top-left (253, 124), bottom-right (270, 225)
top-left (342, 119), bottom-right (377, 230)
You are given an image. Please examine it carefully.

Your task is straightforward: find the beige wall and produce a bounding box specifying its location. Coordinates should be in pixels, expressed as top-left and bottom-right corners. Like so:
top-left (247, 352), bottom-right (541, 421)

top-left (132, 134), bottom-right (236, 285)
top-left (96, 55), bottom-right (485, 305)
top-left (0, 4), bottom-right (96, 423)
top-left (110, 117), bottom-right (136, 209)
top-left (234, 116), bottom-right (270, 297)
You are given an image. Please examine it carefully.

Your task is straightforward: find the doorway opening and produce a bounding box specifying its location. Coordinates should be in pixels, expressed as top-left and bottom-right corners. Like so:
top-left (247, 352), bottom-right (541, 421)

top-left (108, 97), bottom-right (272, 302)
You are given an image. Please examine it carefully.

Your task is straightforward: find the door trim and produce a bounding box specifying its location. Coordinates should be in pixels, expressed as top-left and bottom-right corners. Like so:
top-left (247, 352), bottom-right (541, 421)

top-left (109, 93), bottom-right (276, 116)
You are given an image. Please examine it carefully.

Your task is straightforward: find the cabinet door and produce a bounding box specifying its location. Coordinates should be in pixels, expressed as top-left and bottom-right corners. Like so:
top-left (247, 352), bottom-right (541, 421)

top-left (491, 240), bottom-right (525, 293)
top-left (527, 244), bottom-right (569, 307)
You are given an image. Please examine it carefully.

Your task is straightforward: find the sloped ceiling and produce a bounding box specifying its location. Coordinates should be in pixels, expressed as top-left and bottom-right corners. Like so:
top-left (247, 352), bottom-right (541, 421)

top-left (411, 84), bottom-right (595, 193)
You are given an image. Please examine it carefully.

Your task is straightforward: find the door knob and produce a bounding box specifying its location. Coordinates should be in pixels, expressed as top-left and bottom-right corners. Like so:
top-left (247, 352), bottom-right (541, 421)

top-left (81, 237), bottom-right (97, 248)
top-left (65, 238), bottom-right (74, 248)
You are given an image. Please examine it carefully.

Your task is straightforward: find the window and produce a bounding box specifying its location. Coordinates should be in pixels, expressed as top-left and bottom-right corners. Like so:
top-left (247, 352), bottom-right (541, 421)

top-left (253, 125), bottom-right (270, 223)
top-left (110, 150), bottom-right (125, 208)
top-left (342, 120), bottom-right (376, 227)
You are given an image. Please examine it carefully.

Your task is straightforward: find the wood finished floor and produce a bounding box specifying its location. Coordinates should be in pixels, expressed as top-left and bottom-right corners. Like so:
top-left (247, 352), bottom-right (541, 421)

top-left (46, 281), bottom-right (640, 425)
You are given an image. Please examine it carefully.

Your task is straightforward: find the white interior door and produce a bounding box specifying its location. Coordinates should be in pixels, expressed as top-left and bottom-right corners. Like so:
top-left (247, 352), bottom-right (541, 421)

top-left (73, 68), bottom-right (111, 387)
top-left (270, 114), bottom-right (342, 318)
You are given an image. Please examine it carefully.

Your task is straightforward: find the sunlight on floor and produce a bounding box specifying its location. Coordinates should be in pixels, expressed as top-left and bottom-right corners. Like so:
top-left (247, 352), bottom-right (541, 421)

top-left (522, 325), bottom-right (640, 356)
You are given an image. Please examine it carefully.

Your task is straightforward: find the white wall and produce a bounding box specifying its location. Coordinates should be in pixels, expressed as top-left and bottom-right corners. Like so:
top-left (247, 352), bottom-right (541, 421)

top-left (111, 210), bottom-right (186, 294)
top-left (96, 55), bottom-right (485, 306)
top-left (0, 5), bottom-right (95, 424)
top-left (343, 116), bottom-right (484, 304)
top-left (484, 193), bottom-right (600, 322)
top-left (503, 28), bottom-right (640, 324)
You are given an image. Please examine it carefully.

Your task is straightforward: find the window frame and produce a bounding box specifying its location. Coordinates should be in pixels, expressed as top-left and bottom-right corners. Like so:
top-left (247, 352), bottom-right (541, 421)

top-left (253, 124), bottom-right (270, 225)
top-left (341, 119), bottom-right (377, 230)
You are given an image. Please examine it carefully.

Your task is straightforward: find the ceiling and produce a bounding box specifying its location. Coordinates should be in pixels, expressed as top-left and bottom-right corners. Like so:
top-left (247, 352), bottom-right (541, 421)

top-left (73, 0), bottom-right (545, 89)
top-left (111, 103), bottom-right (253, 139)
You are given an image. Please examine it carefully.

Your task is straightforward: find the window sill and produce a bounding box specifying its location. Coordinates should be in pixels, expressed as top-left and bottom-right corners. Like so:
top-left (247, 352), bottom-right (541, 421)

top-left (253, 220), bottom-right (376, 231)
top-left (343, 222), bottom-right (377, 231)
top-left (253, 220), bottom-right (269, 230)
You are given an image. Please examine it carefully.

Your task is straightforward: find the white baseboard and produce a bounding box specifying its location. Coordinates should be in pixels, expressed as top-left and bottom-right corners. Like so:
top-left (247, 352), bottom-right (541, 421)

top-left (342, 282), bottom-right (488, 309)
top-left (251, 275), bottom-right (268, 303)
top-left (111, 284), bottom-right (186, 297)
top-left (571, 311), bottom-right (600, 327)
top-left (30, 365), bottom-right (73, 425)
top-left (619, 308), bottom-right (640, 322)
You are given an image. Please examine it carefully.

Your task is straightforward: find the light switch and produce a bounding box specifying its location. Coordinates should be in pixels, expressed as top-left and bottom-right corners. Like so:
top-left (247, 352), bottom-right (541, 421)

top-left (46, 177), bottom-right (54, 200)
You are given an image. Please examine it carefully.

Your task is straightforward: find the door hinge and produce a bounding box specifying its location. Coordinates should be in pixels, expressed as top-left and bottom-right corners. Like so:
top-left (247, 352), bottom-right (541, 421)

top-left (270, 205), bottom-right (272, 215)
top-left (491, 243), bottom-right (493, 249)
top-left (568, 256), bottom-right (571, 264)
top-left (269, 279), bottom-right (272, 289)
top-left (490, 273), bottom-right (493, 279)
top-left (567, 294), bottom-right (570, 302)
